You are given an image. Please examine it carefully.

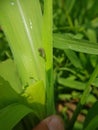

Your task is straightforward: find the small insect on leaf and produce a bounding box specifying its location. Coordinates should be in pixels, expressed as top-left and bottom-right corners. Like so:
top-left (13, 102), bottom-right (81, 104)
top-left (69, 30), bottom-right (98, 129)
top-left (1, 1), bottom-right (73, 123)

top-left (38, 48), bottom-right (46, 61)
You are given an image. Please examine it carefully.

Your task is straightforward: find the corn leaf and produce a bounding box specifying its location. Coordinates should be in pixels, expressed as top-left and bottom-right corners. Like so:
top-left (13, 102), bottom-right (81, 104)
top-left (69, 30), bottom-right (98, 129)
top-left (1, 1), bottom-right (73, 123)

top-left (0, 59), bottom-right (22, 93)
top-left (22, 80), bottom-right (45, 105)
top-left (0, 76), bottom-right (23, 109)
top-left (0, 0), bottom-right (45, 86)
top-left (0, 75), bottom-right (45, 120)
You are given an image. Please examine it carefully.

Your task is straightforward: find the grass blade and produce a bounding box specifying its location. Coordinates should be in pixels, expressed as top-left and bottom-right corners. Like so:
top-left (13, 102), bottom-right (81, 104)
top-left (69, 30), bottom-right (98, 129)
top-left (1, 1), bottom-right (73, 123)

top-left (64, 49), bottom-right (83, 69)
top-left (58, 77), bottom-right (86, 90)
top-left (53, 33), bottom-right (98, 55)
top-left (68, 64), bottom-right (98, 130)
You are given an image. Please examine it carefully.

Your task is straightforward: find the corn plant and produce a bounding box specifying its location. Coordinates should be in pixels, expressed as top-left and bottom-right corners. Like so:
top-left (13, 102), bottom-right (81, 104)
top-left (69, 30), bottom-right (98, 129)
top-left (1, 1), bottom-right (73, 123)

top-left (0, 0), bottom-right (54, 129)
top-left (0, 0), bottom-right (98, 130)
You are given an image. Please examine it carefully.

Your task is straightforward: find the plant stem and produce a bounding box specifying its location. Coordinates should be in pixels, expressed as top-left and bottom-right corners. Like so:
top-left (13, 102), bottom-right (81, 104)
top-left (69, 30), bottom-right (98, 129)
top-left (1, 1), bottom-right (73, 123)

top-left (67, 64), bottom-right (98, 130)
top-left (43, 0), bottom-right (55, 115)
top-left (46, 69), bottom-right (55, 115)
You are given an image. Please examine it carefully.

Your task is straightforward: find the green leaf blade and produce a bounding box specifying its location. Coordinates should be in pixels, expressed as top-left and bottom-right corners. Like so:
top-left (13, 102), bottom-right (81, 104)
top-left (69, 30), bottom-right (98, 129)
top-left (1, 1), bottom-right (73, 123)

top-left (58, 77), bottom-right (86, 90)
top-left (0, 103), bottom-right (33, 130)
top-left (0, 59), bottom-right (22, 93)
top-left (64, 49), bottom-right (83, 69)
top-left (83, 101), bottom-right (98, 130)
top-left (0, 76), bottom-right (22, 108)
top-left (0, 0), bottom-right (45, 86)
top-left (53, 33), bottom-right (98, 55)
